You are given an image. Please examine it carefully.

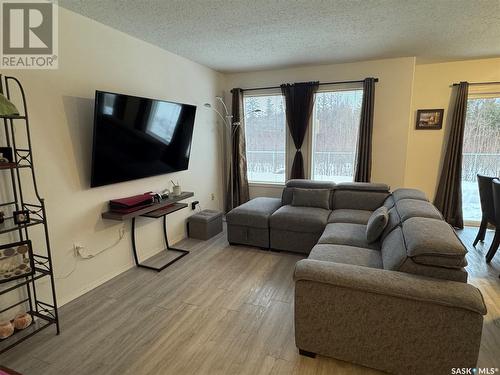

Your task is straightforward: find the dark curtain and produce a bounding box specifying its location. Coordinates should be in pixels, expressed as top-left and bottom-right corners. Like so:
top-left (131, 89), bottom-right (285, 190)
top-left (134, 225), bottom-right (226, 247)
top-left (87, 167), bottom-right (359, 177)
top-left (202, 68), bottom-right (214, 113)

top-left (230, 88), bottom-right (249, 210)
top-left (280, 81), bottom-right (319, 179)
top-left (354, 77), bottom-right (376, 182)
top-left (434, 82), bottom-right (469, 229)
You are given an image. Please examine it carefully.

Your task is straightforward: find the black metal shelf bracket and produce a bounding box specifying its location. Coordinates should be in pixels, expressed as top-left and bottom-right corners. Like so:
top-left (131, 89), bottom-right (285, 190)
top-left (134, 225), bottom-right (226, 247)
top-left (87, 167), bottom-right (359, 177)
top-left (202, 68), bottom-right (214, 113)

top-left (131, 213), bottom-right (189, 272)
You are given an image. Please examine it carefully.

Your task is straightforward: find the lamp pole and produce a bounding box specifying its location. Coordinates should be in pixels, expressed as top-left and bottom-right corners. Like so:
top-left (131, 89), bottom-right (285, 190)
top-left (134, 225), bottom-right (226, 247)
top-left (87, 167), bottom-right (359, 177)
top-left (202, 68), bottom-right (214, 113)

top-left (204, 98), bottom-right (238, 212)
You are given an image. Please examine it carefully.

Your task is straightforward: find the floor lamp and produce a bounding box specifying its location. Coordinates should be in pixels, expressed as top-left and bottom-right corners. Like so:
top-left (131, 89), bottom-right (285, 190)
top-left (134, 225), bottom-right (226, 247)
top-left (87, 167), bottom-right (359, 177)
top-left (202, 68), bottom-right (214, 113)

top-left (204, 97), bottom-right (239, 212)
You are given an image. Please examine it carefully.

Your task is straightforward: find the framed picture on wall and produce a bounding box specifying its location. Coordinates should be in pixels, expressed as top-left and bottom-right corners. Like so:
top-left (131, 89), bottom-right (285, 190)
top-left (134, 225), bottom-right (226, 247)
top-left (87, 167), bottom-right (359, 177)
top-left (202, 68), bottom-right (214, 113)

top-left (415, 109), bottom-right (444, 130)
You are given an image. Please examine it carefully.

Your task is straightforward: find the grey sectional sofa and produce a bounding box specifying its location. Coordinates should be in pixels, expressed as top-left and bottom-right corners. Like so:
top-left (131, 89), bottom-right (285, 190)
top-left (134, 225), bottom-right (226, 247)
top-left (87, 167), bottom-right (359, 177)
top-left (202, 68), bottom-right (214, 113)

top-left (226, 179), bottom-right (487, 375)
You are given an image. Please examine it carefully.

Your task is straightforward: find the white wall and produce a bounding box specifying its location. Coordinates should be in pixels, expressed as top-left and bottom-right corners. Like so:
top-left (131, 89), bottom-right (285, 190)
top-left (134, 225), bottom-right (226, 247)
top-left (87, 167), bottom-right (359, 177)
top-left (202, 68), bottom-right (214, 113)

top-left (3, 8), bottom-right (224, 306)
top-left (224, 57), bottom-right (416, 197)
top-left (405, 58), bottom-right (500, 200)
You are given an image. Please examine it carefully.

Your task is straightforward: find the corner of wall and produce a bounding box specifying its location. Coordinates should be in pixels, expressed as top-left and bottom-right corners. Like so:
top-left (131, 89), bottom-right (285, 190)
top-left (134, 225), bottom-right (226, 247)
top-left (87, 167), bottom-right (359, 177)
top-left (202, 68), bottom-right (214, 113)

top-left (403, 57), bottom-right (418, 187)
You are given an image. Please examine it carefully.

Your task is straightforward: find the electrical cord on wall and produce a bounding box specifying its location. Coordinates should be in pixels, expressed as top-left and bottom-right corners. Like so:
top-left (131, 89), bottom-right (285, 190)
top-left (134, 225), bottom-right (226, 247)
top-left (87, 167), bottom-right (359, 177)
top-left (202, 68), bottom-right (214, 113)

top-left (76, 227), bottom-right (126, 259)
top-left (55, 226), bottom-right (126, 279)
top-left (54, 256), bottom-right (78, 280)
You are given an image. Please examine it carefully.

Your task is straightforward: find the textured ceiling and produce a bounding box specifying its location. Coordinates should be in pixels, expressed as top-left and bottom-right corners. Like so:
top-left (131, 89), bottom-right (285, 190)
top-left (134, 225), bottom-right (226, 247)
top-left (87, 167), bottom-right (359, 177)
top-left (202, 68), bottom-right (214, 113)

top-left (60, 0), bottom-right (500, 73)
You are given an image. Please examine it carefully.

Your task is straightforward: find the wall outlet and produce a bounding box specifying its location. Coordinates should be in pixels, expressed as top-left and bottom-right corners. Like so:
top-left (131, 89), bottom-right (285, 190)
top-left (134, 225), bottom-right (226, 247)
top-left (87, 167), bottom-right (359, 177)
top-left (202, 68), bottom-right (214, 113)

top-left (73, 243), bottom-right (84, 257)
top-left (211, 193), bottom-right (215, 201)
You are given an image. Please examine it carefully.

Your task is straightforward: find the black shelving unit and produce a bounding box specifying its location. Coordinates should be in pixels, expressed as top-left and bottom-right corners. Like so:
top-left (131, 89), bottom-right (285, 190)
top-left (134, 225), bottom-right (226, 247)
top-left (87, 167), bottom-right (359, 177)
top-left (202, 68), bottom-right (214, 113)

top-left (0, 75), bottom-right (59, 354)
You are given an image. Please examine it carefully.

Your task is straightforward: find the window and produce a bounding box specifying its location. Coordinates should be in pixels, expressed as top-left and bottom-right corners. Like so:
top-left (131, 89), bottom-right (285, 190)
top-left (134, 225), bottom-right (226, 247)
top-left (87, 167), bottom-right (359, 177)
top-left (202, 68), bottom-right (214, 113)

top-left (311, 89), bottom-right (363, 182)
top-left (462, 96), bottom-right (500, 222)
top-left (244, 95), bottom-right (286, 183)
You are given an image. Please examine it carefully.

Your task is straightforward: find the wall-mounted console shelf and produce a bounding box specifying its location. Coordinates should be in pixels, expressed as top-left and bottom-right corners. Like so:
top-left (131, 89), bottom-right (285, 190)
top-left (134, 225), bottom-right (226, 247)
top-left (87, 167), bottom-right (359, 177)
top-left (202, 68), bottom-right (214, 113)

top-left (101, 191), bottom-right (193, 221)
top-left (101, 192), bottom-right (194, 272)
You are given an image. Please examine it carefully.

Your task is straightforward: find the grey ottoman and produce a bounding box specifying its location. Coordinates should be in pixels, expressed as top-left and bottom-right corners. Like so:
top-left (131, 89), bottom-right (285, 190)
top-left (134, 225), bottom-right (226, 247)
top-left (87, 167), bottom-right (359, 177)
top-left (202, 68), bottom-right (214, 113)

top-left (188, 210), bottom-right (223, 240)
top-left (226, 197), bottom-right (282, 249)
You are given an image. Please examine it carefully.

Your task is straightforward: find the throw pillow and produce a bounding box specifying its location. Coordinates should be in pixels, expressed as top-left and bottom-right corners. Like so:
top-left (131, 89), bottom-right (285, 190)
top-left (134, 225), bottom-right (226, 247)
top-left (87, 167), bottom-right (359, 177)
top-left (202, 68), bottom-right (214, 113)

top-left (291, 188), bottom-right (330, 210)
top-left (366, 206), bottom-right (389, 243)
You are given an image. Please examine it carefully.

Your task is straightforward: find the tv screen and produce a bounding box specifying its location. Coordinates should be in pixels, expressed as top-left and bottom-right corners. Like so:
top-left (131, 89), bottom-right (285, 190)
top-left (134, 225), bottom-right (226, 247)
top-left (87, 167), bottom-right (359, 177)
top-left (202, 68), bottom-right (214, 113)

top-left (90, 91), bottom-right (196, 187)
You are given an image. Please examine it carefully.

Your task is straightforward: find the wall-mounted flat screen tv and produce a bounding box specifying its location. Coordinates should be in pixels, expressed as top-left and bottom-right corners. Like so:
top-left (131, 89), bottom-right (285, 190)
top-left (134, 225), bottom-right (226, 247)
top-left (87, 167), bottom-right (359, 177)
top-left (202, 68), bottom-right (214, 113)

top-left (90, 91), bottom-right (196, 187)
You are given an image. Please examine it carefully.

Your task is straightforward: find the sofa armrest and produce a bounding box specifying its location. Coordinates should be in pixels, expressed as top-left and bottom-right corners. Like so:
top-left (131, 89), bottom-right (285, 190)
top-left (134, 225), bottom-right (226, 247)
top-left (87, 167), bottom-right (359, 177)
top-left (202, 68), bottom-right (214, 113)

top-left (294, 259), bottom-right (486, 314)
top-left (294, 259), bottom-right (486, 374)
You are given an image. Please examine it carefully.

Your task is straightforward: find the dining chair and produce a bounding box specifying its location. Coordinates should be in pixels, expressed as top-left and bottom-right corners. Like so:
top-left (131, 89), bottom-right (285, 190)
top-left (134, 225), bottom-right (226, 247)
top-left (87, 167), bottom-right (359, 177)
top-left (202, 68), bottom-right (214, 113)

top-left (485, 178), bottom-right (500, 263)
top-left (473, 174), bottom-right (497, 247)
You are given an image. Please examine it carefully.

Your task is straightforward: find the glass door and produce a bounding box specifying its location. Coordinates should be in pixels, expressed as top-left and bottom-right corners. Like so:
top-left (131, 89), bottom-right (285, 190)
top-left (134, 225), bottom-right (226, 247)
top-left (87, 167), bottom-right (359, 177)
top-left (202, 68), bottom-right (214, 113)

top-left (462, 95), bottom-right (500, 222)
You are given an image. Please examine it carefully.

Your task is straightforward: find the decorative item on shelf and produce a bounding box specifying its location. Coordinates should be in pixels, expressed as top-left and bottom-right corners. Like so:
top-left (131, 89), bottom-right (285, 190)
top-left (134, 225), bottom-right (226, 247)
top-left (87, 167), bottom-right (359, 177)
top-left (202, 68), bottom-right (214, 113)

top-left (0, 240), bottom-right (34, 284)
top-left (12, 312), bottom-right (32, 330)
top-left (171, 180), bottom-right (181, 196)
top-left (152, 189), bottom-right (174, 203)
top-left (0, 93), bottom-right (19, 117)
top-left (0, 153), bottom-right (9, 163)
top-left (0, 147), bottom-right (13, 163)
top-left (416, 109), bottom-right (444, 130)
top-left (0, 366), bottom-right (23, 375)
top-left (109, 192), bottom-right (154, 214)
top-left (0, 321), bottom-right (14, 340)
top-left (12, 210), bottom-right (30, 225)
top-left (161, 188), bottom-right (170, 200)
top-left (0, 147), bottom-right (14, 169)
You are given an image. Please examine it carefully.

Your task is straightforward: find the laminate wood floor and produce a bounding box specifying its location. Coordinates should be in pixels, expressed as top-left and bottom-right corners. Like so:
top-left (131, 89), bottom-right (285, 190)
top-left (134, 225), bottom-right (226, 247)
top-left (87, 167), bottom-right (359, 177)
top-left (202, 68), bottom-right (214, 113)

top-left (0, 227), bottom-right (499, 375)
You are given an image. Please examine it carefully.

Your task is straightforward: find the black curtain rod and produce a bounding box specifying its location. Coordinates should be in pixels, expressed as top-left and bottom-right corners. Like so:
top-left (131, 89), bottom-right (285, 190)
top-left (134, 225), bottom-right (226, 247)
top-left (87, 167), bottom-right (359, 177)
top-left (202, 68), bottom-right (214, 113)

top-left (452, 81), bottom-right (500, 86)
top-left (241, 78), bottom-right (379, 92)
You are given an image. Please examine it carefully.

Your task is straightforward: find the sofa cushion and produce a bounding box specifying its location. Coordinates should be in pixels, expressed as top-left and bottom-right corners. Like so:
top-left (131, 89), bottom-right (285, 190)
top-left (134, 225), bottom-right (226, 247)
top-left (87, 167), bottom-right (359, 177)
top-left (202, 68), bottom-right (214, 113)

top-left (332, 190), bottom-right (389, 211)
top-left (396, 199), bottom-right (443, 222)
top-left (282, 180), bottom-right (335, 206)
top-left (271, 230), bottom-right (320, 254)
top-left (318, 223), bottom-right (380, 250)
top-left (380, 206), bottom-right (402, 240)
top-left (309, 244), bottom-right (383, 269)
top-left (402, 217), bottom-right (467, 268)
top-left (270, 205), bottom-right (330, 233)
top-left (366, 206), bottom-right (389, 243)
top-left (381, 227), bottom-right (468, 282)
top-left (381, 227), bottom-right (407, 270)
top-left (226, 197), bottom-right (282, 229)
top-left (412, 254), bottom-right (468, 268)
top-left (328, 209), bottom-right (372, 224)
top-left (286, 179), bottom-right (336, 189)
top-left (392, 188), bottom-right (428, 202)
top-left (399, 258), bottom-right (468, 283)
top-left (334, 182), bottom-right (390, 192)
top-left (292, 188), bottom-right (330, 209)
top-left (383, 195), bottom-right (395, 209)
